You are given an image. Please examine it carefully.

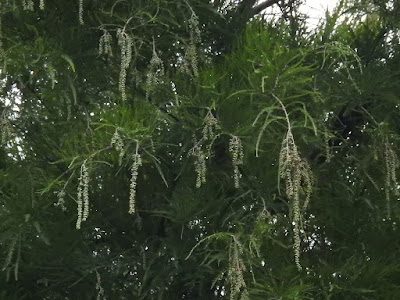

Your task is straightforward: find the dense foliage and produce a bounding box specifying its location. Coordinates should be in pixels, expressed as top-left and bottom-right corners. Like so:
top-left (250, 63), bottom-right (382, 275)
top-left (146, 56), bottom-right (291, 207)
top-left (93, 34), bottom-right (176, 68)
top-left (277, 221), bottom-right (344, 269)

top-left (0, 0), bottom-right (400, 299)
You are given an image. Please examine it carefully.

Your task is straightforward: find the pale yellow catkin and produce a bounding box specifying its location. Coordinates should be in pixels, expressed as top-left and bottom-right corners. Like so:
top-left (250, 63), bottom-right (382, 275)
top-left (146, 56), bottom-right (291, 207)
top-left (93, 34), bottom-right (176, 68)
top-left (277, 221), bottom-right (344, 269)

top-left (22, 0), bottom-right (34, 11)
top-left (111, 128), bottom-right (124, 165)
top-left (229, 136), bottom-right (244, 188)
top-left (117, 28), bottom-right (132, 101)
top-left (384, 140), bottom-right (399, 218)
top-left (96, 271), bottom-right (106, 300)
top-left (194, 145), bottom-right (206, 188)
top-left (76, 161), bottom-right (90, 229)
top-left (228, 239), bottom-right (249, 300)
top-left (146, 41), bottom-right (164, 99)
top-left (1, 113), bottom-right (11, 144)
top-left (129, 153), bottom-right (142, 214)
top-left (79, 0), bottom-right (84, 25)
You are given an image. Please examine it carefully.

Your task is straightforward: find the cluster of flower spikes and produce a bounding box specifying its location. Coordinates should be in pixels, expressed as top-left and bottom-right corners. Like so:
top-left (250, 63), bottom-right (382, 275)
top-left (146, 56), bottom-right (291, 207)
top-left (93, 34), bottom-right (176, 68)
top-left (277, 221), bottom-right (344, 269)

top-left (20, 0), bottom-right (45, 11)
top-left (279, 129), bottom-right (313, 270)
top-left (117, 28), bottom-right (133, 102)
top-left (76, 160), bottom-right (90, 229)
top-left (129, 151), bottom-right (142, 214)
top-left (145, 40), bottom-right (164, 99)
top-left (111, 128), bottom-right (124, 165)
top-left (202, 110), bottom-right (220, 146)
top-left (180, 9), bottom-right (201, 77)
top-left (189, 110), bottom-right (221, 188)
top-left (22, 0), bottom-right (34, 11)
top-left (0, 111), bottom-right (11, 144)
top-left (189, 139), bottom-right (206, 188)
top-left (229, 136), bottom-right (244, 188)
top-left (384, 138), bottom-right (399, 218)
top-left (54, 189), bottom-right (67, 211)
top-left (228, 238), bottom-right (249, 300)
top-left (98, 30), bottom-right (113, 57)
top-left (324, 126), bottom-right (332, 163)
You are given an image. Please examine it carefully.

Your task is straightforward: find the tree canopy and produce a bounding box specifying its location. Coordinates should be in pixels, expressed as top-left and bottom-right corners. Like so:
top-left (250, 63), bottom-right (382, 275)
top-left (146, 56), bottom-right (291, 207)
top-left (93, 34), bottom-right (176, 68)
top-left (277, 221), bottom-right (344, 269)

top-left (1, 0), bottom-right (400, 299)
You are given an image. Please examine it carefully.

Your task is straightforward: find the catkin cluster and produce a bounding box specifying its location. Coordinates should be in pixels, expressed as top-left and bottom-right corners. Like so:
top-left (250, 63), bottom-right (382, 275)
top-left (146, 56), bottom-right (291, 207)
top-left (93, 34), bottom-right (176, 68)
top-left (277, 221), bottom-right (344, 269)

top-left (146, 41), bottom-right (164, 99)
top-left (96, 271), bottom-right (106, 300)
top-left (188, 11), bottom-right (201, 44)
top-left (22, 0), bottom-right (34, 11)
top-left (98, 30), bottom-right (113, 57)
top-left (384, 139), bottom-right (399, 218)
top-left (229, 136), bottom-right (244, 188)
top-left (180, 10), bottom-right (201, 77)
top-left (202, 110), bottom-right (220, 142)
top-left (324, 127), bottom-right (331, 163)
top-left (76, 161), bottom-right (90, 229)
top-left (111, 128), bottom-right (124, 165)
top-left (117, 28), bottom-right (132, 101)
top-left (189, 142), bottom-right (206, 188)
top-left (279, 130), bottom-right (313, 270)
top-left (180, 44), bottom-right (198, 77)
top-left (55, 189), bottom-right (67, 211)
top-left (189, 111), bottom-right (221, 188)
top-left (228, 240), bottom-right (249, 300)
top-left (129, 153), bottom-right (142, 214)
top-left (1, 112), bottom-right (11, 144)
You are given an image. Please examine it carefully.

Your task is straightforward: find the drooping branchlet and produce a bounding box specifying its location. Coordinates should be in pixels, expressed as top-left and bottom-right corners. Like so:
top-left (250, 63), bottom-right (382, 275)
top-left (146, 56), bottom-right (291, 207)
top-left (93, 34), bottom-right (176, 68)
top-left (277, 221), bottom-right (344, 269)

top-left (2, 237), bottom-right (17, 272)
top-left (279, 129), bottom-right (312, 270)
top-left (62, 92), bottom-right (72, 121)
top-left (273, 93), bottom-right (313, 270)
